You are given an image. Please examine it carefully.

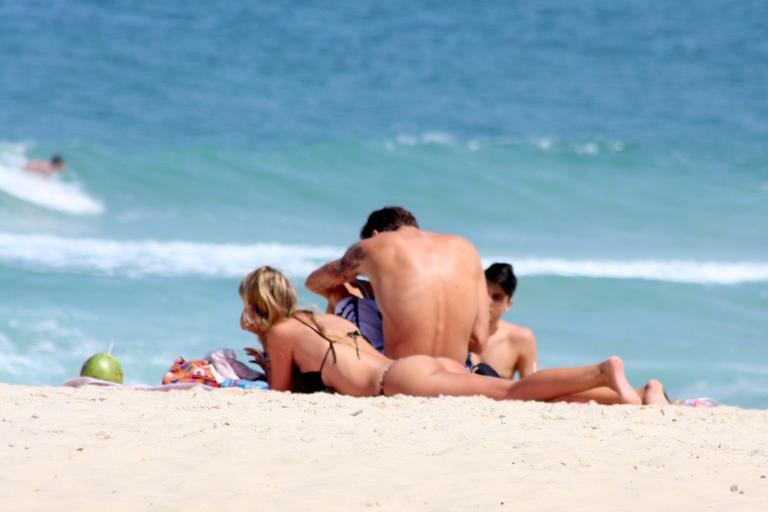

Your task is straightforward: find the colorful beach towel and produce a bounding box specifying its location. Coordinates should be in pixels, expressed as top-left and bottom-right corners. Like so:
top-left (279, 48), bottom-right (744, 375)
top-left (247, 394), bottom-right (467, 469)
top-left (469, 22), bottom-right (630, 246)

top-left (674, 397), bottom-right (720, 408)
top-left (162, 357), bottom-right (223, 387)
top-left (63, 376), bottom-right (268, 391)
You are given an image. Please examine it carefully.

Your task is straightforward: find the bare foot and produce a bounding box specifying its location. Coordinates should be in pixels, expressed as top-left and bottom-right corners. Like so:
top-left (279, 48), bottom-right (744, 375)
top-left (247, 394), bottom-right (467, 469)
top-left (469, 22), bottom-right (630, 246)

top-left (642, 379), bottom-right (669, 405)
top-left (600, 356), bottom-right (641, 405)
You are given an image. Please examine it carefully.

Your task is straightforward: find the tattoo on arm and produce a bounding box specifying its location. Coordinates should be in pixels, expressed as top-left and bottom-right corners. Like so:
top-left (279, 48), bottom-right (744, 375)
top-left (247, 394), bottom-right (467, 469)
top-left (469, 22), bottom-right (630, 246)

top-left (307, 244), bottom-right (367, 296)
top-left (336, 244), bottom-right (366, 276)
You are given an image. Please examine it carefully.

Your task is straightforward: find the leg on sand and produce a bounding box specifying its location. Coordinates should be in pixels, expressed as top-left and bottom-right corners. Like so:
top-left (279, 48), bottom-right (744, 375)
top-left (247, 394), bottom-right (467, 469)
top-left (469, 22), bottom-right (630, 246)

top-left (641, 379), bottom-right (669, 405)
top-left (553, 379), bottom-right (670, 405)
top-left (504, 356), bottom-right (641, 404)
top-left (552, 386), bottom-right (633, 405)
top-left (383, 355), bottom-right (641, 404)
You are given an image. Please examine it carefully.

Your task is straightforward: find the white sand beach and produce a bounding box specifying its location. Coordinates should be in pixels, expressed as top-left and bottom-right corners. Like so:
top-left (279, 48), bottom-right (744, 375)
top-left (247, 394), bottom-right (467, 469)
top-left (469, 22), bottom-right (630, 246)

top-left (2, 383), bottom-right (767, 511)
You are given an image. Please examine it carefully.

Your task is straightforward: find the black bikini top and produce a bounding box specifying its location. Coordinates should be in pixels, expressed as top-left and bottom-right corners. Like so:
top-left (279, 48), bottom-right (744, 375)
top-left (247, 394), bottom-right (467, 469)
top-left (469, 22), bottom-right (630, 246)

top-left (291, 315), bottom-right (363, 393)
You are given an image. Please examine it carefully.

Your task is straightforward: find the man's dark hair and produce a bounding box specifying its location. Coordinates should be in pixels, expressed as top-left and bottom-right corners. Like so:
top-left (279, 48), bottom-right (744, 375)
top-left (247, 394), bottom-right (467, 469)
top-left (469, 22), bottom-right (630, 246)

top-left (50, 155), bottom-right (64, 166)
top-left (360, 206), bottom-right (419, 239)
top-left (485, 262), bottom-right (517, 298)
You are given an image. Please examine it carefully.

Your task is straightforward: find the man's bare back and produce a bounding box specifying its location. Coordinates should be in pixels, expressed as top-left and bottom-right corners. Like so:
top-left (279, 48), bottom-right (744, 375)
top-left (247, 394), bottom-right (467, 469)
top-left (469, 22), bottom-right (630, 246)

top-left (305, 209), bottom-right (488, 365)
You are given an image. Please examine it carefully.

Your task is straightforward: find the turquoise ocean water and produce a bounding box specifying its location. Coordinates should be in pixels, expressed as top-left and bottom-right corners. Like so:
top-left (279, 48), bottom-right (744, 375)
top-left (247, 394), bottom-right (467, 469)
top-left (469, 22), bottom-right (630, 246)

top-left (1, 2), bottom-right (766, 407)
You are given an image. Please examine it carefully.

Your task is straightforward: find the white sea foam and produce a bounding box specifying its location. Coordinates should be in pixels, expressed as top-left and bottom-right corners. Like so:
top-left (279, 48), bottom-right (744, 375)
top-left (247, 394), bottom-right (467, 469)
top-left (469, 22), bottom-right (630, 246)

top-left (487, 257), bottom-right (768, 285)
top-left (0, 143), bottom-right (104, 215)
top-left (573, 142), bottom-right (600, 155)
top-left (394, 132), bottom-right (455, 147)
top-left (0, 232), bottom-right (341, 278)
top-left (1, 232), bottom-right (767, 284)
top-left (387, 134), bottom-right (628, 156)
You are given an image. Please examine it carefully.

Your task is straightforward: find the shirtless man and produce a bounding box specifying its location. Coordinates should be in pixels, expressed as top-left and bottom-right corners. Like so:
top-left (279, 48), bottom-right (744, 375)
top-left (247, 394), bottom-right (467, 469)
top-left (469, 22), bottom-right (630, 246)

top-left (24, 154), bottom-right (65, 175)
top-left (474, 263), bottom-right (538, 379)
top-left (305, 206), bottom-right (489, 365)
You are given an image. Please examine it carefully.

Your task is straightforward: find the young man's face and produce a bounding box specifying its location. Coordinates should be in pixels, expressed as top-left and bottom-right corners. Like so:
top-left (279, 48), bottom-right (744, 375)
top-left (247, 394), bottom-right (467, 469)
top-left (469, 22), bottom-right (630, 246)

top-left (487, 281), bottom-right (512, 322)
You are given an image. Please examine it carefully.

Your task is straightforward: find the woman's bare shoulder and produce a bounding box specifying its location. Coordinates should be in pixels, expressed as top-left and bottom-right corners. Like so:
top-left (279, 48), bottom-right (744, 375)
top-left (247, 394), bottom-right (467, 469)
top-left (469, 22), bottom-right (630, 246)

top-left (267, 318), bottom-right (301, 340)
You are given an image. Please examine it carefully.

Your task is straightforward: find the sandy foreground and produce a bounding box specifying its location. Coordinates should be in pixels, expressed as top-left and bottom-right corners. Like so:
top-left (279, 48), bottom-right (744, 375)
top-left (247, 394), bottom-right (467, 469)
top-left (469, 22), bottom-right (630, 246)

top-left (1, 384), bottom-right (767, 512)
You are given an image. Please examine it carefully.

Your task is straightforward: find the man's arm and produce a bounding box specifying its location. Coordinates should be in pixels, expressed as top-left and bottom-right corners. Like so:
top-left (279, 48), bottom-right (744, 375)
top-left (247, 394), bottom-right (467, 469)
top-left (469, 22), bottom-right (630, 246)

top-left (305, 242), bottom-right (368, 299)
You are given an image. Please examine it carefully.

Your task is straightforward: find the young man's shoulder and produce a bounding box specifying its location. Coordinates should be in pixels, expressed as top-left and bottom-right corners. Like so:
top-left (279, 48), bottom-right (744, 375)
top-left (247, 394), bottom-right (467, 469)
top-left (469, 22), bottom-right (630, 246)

top-left (498, 320), bottom-right (536, 346)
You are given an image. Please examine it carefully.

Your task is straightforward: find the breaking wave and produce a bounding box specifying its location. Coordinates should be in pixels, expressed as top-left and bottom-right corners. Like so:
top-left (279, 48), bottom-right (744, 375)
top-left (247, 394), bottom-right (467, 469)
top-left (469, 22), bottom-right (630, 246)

top-left (1, 232), bottom-right (766, 284)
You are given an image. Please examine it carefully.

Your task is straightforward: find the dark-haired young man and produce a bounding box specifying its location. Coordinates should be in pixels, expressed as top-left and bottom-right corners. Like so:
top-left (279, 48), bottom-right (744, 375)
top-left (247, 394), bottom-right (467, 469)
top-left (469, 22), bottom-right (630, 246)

top-left (476, 263), bottom-right (538, 379)
top-left (305, 206), bottom-right (489, 366)
top-left (476, 263), bottom-right (673, 404)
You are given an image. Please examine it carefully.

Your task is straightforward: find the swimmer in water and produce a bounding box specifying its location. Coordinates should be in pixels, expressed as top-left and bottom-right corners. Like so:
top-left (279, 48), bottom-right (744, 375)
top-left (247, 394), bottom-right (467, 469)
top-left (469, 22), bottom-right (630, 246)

top-left (24, 154), bottom-right (66, 176)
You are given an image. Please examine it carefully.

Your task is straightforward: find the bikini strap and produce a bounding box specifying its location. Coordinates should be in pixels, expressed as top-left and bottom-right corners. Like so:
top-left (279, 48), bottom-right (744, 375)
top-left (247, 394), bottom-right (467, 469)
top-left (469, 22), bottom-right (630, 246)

top-left (294, 316), bottom-right (338, 371)
top-left (294, 315), bottom-right (362, 370)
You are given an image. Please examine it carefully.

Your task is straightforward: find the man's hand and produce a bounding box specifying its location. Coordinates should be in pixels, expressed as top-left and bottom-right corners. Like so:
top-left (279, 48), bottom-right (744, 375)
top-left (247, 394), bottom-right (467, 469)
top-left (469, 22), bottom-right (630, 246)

top-left (346, 279), bottom-right (375, 299)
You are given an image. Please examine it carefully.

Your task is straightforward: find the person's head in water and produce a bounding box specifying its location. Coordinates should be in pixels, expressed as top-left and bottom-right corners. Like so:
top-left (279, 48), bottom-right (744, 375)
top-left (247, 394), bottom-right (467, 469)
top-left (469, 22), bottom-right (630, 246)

top-left (360, 206), bottom-right (419, 239)
top-left (485, 263), bottom-right (517, 323)
top-left (239, 266), bottom-right (298, 337)
top-left (50, 155), bottom-right (65, 170)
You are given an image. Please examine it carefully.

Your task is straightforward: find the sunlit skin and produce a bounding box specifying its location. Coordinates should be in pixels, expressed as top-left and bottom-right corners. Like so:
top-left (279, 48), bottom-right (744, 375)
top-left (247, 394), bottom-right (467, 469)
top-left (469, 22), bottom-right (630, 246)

top-left (240, 272), bottom-right (643, 404)
top-left (475, 281), bottom-right (668, 405)
top-left (305, 226), bottom-right (490, 365)
top-left (24, 158), bottom-right (65, 176)
top-left (475, 281), bottom-right (538, 379)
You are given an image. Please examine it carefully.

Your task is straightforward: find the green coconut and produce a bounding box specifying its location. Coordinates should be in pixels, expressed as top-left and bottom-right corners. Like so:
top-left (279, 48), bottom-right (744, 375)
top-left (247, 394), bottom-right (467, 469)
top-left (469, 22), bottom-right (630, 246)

top-left (80, 352), bottom-right (124, 384)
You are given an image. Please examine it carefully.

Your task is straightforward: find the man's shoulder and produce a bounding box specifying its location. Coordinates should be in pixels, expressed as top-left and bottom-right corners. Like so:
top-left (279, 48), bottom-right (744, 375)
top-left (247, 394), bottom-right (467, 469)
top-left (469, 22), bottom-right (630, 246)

top-left (366, 229), bottom-right (478, 260)
top-left (428, 232), bottom-right (479, 256)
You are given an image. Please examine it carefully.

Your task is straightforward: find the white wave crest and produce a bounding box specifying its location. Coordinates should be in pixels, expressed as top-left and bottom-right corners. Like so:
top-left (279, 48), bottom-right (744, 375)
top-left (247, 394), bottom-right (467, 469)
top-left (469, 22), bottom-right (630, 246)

top-left (0, 232), bottom-right (341, 278)
top-left (393, 132), bottom-right (455, 147)
top-left (485, 257), bottom-right (768, 285)
top-left (1, 232), bottom-right (766, 284)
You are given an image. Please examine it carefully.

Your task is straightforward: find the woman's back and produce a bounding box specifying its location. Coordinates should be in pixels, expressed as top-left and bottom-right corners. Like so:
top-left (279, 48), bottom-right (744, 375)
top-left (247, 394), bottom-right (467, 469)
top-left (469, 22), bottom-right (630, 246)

top-left (273, 313), bottom-right (392, 397)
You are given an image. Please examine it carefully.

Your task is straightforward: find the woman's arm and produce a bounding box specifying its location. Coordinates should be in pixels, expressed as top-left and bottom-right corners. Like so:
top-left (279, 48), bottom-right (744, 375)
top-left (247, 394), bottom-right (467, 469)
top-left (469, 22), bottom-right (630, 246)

top-left (263, 330), bottom-right (294, 391)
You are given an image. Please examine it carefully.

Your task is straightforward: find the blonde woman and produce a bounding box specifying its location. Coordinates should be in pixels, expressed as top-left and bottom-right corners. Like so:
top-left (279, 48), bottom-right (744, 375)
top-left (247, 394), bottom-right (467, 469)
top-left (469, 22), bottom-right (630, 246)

top-left (240, 266), bottom-right (644, 403)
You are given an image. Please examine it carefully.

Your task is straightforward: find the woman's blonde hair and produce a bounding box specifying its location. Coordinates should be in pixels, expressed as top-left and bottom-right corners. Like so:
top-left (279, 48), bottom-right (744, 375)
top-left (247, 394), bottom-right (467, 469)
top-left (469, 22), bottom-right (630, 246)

top-left (239, 266), bottom-right (298, 335)
top-left (239, 266), bottom-right (361, 353)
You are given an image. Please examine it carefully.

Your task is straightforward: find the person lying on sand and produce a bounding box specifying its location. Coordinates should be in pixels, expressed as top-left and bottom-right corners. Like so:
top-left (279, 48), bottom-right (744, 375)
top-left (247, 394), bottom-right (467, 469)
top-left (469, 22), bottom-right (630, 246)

top-left (24, 154), bottom-right (65, 175)
top-left (306, 206), bottom-right (488, 368)
top-left (241, 265), bottom-right (659, 404)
